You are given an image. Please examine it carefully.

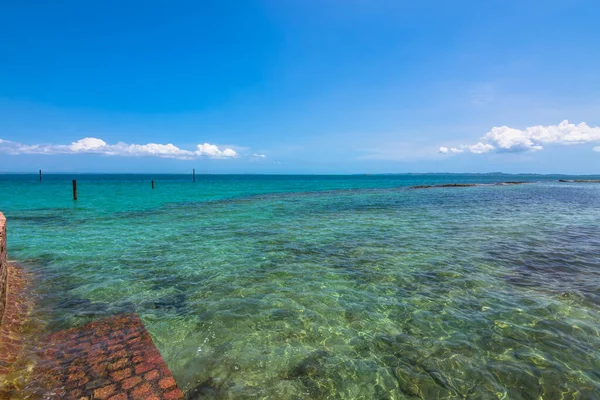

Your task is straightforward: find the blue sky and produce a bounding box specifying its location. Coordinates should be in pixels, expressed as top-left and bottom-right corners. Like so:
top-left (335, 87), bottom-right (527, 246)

top-left (1, 0), bottom-right (599, 173)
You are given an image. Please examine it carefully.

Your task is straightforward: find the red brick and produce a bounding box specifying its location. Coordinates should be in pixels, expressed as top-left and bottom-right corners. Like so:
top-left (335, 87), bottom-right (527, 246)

top-left (44, 371), bottom-right (63, 386)
top-left (44, 348), bottom-right (59, 358)
top-left (78, 335), bottom-right (94, 343)
top-left (0, 354), bottom-right (17, 363)
top-left (158, 377), bottom-right (176, 389)
top-left (145, 352), bottom-right (163, 365)
top-left (127, 337), bottom-right (142, 346)
top-left (95, 327), bottom-right (111, 336)
top-left (27, 313), bottom-right (183, 400)
top-left (121, 375), bottom-right (142, 390)
top-left (88, 354), bottom-right (108, 366)
top-left (70, 358), bottom-right (86, 367)
top-left (159, 365), bottom-right (171, 376)
top-left (65, 380), bottom-right (81, 391)
top-left (132, 356), bottom-right (143, 364)
top-left (107, 338), bottom-right (122, 347)
top-left (164, 389), bottom-right (184, 400)
top-left (66, 388), bottom-right (83, 399)
top-left (130, 382), bottom-right (152, 399)
top-left (128, 343), bottom-right (144, 353)
top-left (111, 368), bottom-right (131, 381)
top-left (90, 363), bottom-right (108, 376)
top-left (107, 344), bottom-right (125, 352)
top-left (109, 357), bottom-right (130, 371)
top-left (93, 384), bottom-right (116, 399)
top-left (0, 336), bottom-right (15, 345)
top-left (78, 376), bottom-right (90, 387)
top-left (68, 369), bottom-right (86, 381)
top-left (110, 349), bottom-right (128, 360)
top-left (68, 365), bottom-right (83, 373)
top-left (144, 369), bottom-right (159, 381)
top-left (107, 394), bottom-right (128, 400)
top-left (73, 341), bottom-right (93, 351)
top-left (1, 344), bottom-right (17, 354)
top-left (123, 332), bottom-right (139, 341)
top-left (135, 363), bottom-right (153, 375)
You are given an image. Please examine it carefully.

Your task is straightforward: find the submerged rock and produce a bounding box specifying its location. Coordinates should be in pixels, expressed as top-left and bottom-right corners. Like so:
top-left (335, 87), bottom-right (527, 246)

top-left (411, 181), bottom-right (530, 189)
top-left (559, 179), bottom-right (600, 183)
top-left (372, 334), bottom-right (396, 350)
top-left (186, 377), bottom-right (232, 399)
top-left (287, 349), bottom-right (335, 398)
top-left (290, 349), bottom-right (329, 378)
top-left (422, 366), bottom-right (457, 395)
top-left (270, 309), bottom-right (296, 320)
top-left (152, 293), bottom-right (186, 310)
top-left (349, 336), bottom-right (370, 357)
top-left (390, 366), bottom-right (423, 398)
top-left (58, 297), bottom-right (110, 317)
top-left (410, 184), bottom-right (478, 189)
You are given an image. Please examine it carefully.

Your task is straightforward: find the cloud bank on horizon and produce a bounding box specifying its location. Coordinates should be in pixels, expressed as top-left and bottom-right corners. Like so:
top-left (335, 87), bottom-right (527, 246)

top-left (0, 137), bottom-right (241, 159)
top-left (440, 120), bottom-right (600, 155)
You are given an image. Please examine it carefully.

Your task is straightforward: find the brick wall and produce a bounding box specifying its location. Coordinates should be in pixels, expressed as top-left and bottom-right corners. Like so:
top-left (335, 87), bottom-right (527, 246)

top-left (0, 212), bottom-right (7, 322)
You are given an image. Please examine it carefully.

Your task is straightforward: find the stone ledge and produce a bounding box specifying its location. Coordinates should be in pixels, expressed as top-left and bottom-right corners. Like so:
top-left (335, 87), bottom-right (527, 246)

top-left (0, 212), bottom-right (7, 323)
top-left (0, 263), bottom-right (32, 387)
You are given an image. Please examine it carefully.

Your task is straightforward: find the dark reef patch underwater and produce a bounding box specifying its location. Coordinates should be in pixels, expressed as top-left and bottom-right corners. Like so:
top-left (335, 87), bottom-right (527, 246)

top-left (1, 174), bottom-right (599, 399)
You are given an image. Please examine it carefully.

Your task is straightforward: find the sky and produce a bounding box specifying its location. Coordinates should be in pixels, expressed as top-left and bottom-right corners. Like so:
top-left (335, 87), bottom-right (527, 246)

top-left (1, 0), bottom-right (600, 174)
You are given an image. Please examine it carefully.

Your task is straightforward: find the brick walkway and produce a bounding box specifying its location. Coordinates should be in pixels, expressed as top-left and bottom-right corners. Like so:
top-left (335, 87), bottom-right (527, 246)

top-left (30, 314), bottom-right (184, 400)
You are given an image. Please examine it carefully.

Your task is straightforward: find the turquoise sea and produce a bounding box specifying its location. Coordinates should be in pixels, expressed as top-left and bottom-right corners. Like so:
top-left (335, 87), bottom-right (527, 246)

top-left (1, 173), bottom-right (600, 399)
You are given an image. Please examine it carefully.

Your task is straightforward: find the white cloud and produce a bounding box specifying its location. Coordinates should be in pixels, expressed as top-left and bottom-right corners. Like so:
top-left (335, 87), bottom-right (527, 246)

top-left (439, 146), bottom-right (467, 154)
top-left (467, 142), bottom-right (495, 154)
top-left (0, 137), bottom-right (239, 159)
top-left (112, 142), bottom-right (194, 158)
top-left (442, 120), bottom-right (600, 154)
top-left (594, 146), bottom-right (600, 152)
top-left (70, 137), bottom-right (108, 152)
top-left (195, 143), bottom-right (238, 158)
top-left (248, 153), bottom-right (268, 162)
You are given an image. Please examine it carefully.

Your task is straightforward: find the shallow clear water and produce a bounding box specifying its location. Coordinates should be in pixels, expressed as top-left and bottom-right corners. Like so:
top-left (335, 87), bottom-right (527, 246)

top-left (1, 174), bottom-right (600, 399)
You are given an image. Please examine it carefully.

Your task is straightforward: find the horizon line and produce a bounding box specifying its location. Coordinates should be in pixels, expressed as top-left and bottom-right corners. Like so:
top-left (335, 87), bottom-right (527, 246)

top-left (1, 171), bottom-right (600, 176)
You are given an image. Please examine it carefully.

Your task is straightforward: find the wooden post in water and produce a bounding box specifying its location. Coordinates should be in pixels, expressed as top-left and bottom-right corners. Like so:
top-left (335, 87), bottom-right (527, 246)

top-left (39, 169), bottom-right (42, 182)
top-left (152, 180), bottom-right (155, 189)
top-left (72, 180), bottom-right (78, 201)
top-left (193, 168), bottom-right (196, 183)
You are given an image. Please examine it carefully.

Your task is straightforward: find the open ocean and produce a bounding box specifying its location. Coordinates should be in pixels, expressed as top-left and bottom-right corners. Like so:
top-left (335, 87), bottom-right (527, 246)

top-left (1, 173), bottom-right (599, 399)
